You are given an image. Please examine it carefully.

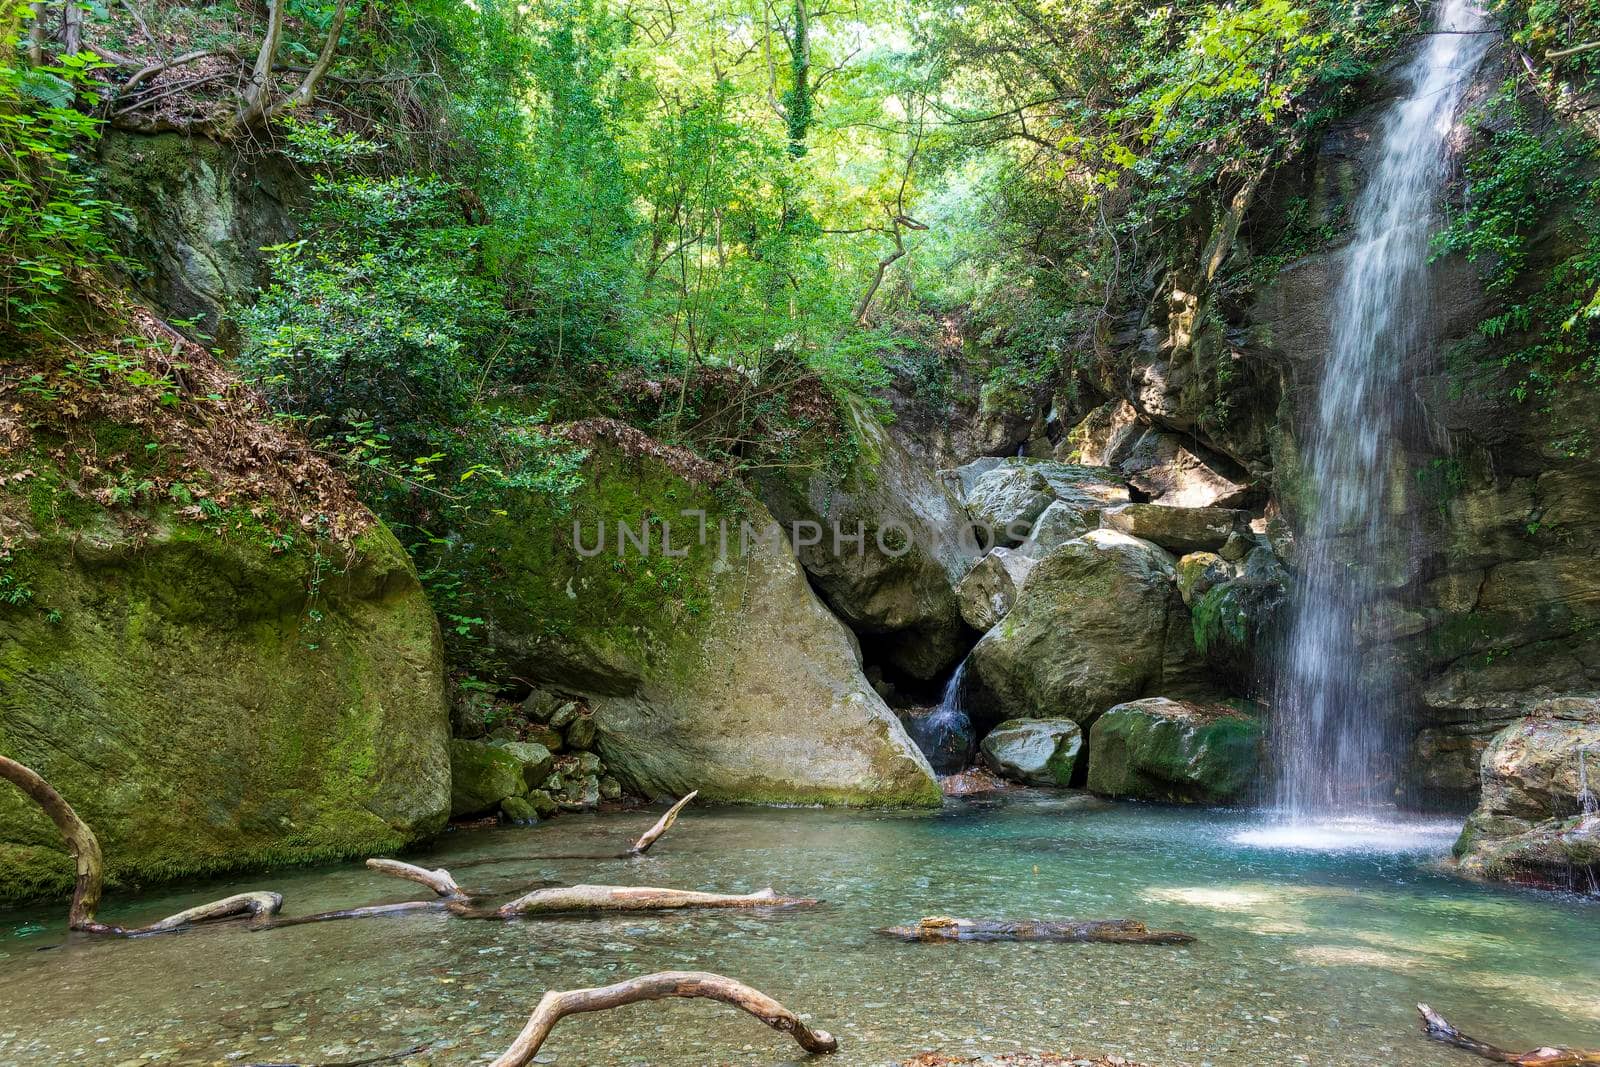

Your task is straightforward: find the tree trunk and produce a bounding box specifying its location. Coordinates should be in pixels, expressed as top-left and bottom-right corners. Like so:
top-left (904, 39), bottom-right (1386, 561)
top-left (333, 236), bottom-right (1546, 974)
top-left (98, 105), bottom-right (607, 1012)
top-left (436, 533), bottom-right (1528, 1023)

top-left (489, 971), bottom-right (838, 1066)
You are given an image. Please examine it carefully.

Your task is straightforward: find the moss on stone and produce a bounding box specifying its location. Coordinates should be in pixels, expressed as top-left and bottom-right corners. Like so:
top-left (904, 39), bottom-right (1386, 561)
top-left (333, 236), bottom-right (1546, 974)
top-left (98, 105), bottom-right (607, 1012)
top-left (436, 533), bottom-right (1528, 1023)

top-left (0, 508), bottom-right (450, 905)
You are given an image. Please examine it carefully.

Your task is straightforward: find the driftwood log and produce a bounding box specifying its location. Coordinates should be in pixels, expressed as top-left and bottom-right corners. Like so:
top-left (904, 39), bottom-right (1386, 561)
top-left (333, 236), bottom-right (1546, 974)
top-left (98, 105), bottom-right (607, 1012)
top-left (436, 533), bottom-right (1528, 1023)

top-left (1418, 1004), bottom-right (1600, 1066)
top-left (0, 755), bottom-right (104, 928)
top-left (628, 790), bottom-right (698, 855)
top-left (880, 916), bottom-right (1196, 945)
top-left (488, 971), bottom-right (838, 1066)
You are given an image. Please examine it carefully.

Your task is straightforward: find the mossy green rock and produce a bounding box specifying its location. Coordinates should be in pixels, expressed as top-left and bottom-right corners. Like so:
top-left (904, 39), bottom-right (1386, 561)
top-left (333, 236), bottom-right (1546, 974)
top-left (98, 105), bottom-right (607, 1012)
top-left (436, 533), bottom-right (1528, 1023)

top-left (497, 742), bottom-right (555, 791)
top-left (449, 740), bottom-right (526, 816)
top-left (967, 529), bottom-right (1195, 726)
top-left (0, 515), bottom-right (449, 904)
top-left (499, 795), bottom-right (538, 823)
top-left (473, 443), bottom-right (940, 808)
top-left (1086, 698), bottom-right (1262, 805)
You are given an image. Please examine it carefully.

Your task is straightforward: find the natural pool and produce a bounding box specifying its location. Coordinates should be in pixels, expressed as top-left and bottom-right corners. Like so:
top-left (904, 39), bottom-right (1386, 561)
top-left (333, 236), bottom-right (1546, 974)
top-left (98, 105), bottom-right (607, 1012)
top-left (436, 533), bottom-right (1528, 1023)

top-left (1, 793), bottom-right (1596, 1066)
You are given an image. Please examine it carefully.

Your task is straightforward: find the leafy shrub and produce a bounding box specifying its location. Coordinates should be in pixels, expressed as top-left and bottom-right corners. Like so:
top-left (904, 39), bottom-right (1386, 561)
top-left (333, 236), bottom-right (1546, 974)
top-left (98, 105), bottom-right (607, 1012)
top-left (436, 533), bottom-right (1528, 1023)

top-left (0, 6), bottom-right (122, 325)
top-left (1436, 86), bottom-right (1600, 404)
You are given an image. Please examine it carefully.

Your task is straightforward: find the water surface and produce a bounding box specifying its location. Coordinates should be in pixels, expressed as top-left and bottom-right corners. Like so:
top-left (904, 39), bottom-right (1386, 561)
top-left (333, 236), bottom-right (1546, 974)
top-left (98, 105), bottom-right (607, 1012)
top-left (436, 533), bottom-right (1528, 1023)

top-left (2, 795), bottom-right (1596, 1066)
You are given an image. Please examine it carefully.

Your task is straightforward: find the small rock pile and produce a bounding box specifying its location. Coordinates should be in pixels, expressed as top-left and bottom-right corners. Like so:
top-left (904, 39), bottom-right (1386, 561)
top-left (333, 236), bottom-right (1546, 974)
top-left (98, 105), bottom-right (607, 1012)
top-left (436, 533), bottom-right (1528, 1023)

top-left (447, 689), bottom-right (625, 823)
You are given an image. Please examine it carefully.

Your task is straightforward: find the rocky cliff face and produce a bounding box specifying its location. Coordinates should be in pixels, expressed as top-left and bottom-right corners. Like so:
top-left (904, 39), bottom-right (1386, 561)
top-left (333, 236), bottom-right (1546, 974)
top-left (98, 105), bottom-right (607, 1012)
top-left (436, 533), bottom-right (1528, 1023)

top-left (1015, 53), bottom-right (1599, 882)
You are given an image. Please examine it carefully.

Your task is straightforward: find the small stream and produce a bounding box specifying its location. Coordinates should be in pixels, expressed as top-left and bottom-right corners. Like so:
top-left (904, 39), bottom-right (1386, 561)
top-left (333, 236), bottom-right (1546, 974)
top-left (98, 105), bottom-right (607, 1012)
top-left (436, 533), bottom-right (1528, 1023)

top-left (1, 796), bottom-right (1597, 1066)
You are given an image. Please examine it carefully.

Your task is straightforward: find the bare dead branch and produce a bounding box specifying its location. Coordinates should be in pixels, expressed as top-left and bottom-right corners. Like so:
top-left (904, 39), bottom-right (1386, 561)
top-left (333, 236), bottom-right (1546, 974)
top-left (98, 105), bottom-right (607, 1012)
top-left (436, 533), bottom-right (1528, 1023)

top-left (365, 858), bottom-right (465, 899)
top-left (1417, 1004), bottom-right (1600, 1066)
top-left (122, 49), bottom-right (220, 94)
top-left (1548, 41), bottom-right (1600, 61)
top-left (0, 755), bottom-right (104, 929)
top-left (490, 884), bottom-right (818, 919)
top-left (628, 791), bottom-right (698, 855)
top-left (489, 971), bottom-right (839, 1066)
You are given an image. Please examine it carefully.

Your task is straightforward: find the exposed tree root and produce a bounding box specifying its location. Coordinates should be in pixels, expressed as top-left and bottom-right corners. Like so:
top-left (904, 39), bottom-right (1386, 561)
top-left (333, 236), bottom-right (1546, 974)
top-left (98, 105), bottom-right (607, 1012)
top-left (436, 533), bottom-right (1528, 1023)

top-left (1418, 1004), bottom-right (1600, 1066)
top-left (879, 916), bottom-right (1196, 945)
top-left (487, 970), bottom-right (838, 1066)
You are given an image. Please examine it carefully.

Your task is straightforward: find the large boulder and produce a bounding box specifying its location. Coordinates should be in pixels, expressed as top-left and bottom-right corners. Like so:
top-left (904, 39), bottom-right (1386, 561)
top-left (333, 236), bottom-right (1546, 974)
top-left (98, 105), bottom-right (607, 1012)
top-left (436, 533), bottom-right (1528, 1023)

top-left (979, 719), bottom-right (1083, 786)
top-left (1101, 504), bottom-right (1245, 555)
top-left (966, 529), bottom-right (1201, 728)
top-left (0, 516), bottom-right (450, 904)
top-left (956, 457), bottom-right (1129, 548)
top-left (1455, 703), bottom-right (1600, 889)
top-left (757, 398), bottom-right (976, 680)
top-left (964, 463), bottom-right (1055, 545)
top-left (1189, 548), bottom-right (1290, 690)
top-left (1061, 403), bottom-right (1254, 508)
top-left (1086, 698), bottom-right (1262, 804)
top-left (474, 433), bottom-right (941, 807)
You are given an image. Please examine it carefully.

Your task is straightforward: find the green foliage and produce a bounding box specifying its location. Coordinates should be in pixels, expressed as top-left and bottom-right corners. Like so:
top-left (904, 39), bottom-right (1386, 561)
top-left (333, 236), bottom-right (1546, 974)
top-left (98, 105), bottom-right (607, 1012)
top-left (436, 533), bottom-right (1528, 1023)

top-left (0, 4), bottom-right (121, 325)
top-left (1436, 86), bottom-right (1600, 404)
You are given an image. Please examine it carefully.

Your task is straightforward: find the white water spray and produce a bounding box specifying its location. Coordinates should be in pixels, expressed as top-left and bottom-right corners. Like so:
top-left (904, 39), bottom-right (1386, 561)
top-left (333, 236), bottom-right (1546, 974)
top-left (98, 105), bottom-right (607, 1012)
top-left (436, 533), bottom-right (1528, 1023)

top-left (1273, 0), bottom-right (1493, 820)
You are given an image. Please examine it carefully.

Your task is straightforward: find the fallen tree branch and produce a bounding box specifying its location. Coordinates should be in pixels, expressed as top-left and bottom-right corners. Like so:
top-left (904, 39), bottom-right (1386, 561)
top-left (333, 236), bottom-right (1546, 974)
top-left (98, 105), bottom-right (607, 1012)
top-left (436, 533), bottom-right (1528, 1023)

top-left (365, 858), bottom-right (464, 899)
top-left (0, 756), bottom-right (103, 929)
top-left (1417, 1004), bottom-right (1600, 1066)
top-left (628, 791), bottom-right (698, 855)
top-left (122, 48), bottom-right (222, 94)
top-left (91, 892), bottom-right (284, 937)
top-left (487, 884), bottom-right (818, 919)
top-left (3, 758), bottom-right (812, 937)
top-left (879, 916), bottom-right (1196, 945)
top-left (488, 971), bottom-right (838, 1066)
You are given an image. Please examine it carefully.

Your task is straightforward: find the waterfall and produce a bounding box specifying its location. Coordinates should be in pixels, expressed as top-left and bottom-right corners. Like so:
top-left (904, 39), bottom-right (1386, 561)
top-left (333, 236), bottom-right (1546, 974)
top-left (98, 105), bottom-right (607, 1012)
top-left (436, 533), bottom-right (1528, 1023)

top-left (1273, 0), bottom-right (1493, 819)
top-left (907, 657), bottom-right (976, 774)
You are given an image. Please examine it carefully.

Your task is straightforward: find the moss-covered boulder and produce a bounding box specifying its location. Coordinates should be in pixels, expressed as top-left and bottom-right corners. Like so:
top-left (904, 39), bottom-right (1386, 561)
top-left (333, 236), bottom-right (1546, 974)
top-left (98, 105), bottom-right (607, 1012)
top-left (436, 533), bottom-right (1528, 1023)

top-left (966, 529), bottom-right (1200, 727)
top-left (449, 740), bottom-right (527, 816)
top-left (979, 719), bottom-right (1082, 786)
top-left (1086, 698), bottom-right (1262, 804)
top-left (0, 516), bottom-right (450, 904)
top-left (471, 430), bottom-right (940, 808)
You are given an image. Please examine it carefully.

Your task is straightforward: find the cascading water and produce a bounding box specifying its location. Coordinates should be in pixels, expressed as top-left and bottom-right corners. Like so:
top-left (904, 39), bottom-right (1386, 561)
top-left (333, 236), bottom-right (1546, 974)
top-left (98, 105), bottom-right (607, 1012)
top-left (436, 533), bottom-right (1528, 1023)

top-left (1273, 0), bottom-right (1493, 821)
top-left (906, 657), bottom-right (976, 775)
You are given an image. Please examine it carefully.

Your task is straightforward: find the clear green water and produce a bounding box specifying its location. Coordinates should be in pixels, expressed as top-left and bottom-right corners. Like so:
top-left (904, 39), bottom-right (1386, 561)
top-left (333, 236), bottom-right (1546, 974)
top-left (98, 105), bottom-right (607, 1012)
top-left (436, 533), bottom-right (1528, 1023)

top-left (2, 793), bottom-right (1597, 1066)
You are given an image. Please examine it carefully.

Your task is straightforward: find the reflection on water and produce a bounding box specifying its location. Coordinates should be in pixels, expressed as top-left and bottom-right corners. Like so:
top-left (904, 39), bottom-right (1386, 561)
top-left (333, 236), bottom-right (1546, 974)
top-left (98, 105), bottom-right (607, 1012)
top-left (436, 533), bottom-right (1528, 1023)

top-left (1, 795), bottom-right (1597, 1066)
top-left (1231, 815), bottom-right (1462, 853)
